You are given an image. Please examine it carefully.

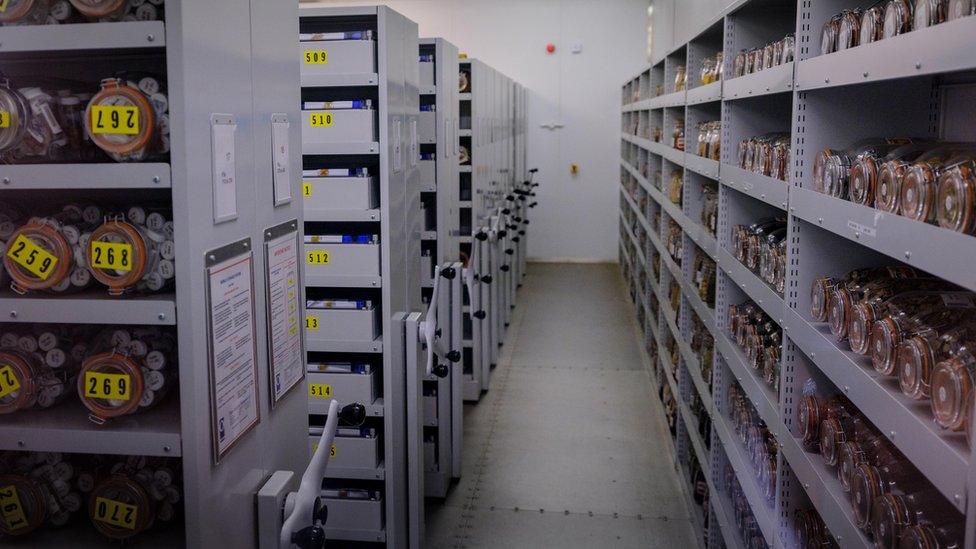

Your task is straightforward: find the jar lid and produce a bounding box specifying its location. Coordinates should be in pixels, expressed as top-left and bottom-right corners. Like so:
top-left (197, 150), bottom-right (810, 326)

top-left (931, 356), bottom-right (974, 431)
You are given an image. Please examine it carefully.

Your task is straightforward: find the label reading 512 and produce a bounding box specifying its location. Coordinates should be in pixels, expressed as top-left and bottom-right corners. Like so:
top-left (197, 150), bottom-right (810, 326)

top-left (304, 50), bottom-right (329, 64)
top-left (306, 250), bottom-right (330, 265)
top-left (91, 105), bottom-right (140, 135)
top-left (0, 485), bottom-right (28, 532)
top-left (93, 497), bottom-right (137, 530)
top-left (6, 234), bottom-right (58, 280)
top-left (309, 112), bottom-right (334, 128)
top-left (84, 372), bottom-right (131, 401)
top-left (90, 241), bottom-right (133, 272)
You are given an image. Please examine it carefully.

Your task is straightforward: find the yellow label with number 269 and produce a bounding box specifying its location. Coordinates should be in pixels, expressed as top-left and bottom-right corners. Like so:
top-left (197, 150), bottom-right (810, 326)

top-left (91, 105), bottom-right (140, 135)
top-left (84, 372), bottom-right (131, 401)
top-left (90, 241), bottom-right (133, 272)
top-left (6, 234), bottom-right (58, 280)
top-left (93, 497), bottom-right (137, 530)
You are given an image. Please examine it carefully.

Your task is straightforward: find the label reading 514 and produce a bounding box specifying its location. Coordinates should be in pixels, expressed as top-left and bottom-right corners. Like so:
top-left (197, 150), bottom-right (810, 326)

top-left (0, 485), bottom-right (28, 532)
top-left (90, 241), bottom-right (133, 272)
top-left (304, 50), bottom-right (329, 64)
top-left (0, 365), bottom-right (20, 399)
top-left (84, 372), bottom-right (131, 401)
top-left (93, 497), bottom-right (137, 530)
top-left (6, 234), bottom-right (58, 280)
top-left (308, 383), bottom-right (332, 398)
top-left (309, 112), bottom-right (334, 128)
top-left (91, 105), bottom-right (140, 135)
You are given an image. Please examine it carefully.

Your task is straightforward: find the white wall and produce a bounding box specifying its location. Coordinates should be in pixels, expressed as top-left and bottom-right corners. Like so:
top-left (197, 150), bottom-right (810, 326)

top-left (305, 0), bottom-right (649, 262)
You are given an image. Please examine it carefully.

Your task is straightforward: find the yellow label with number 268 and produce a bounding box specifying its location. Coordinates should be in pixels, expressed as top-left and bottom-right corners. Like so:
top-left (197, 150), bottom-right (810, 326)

top-left (91, 105), bottom-right (140, 135)
top-left (90, 241), bottom-right (133, 272)
top-left (6, 234), bottom-right (58, 281)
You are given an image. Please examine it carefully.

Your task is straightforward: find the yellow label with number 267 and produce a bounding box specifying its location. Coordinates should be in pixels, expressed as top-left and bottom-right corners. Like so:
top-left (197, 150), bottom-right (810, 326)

top-left (91, 105), bottom-right (140, 135)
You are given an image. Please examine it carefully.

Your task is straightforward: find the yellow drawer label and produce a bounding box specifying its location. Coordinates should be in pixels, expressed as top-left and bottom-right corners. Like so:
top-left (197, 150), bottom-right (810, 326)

top-left (91, 105), bottom-right (140, 135)
top-left (306, 250), bottom-right (330, 265)
top-left (93, 497), bottom-right (137, 530)
top-left (308, 383), bottom-right (332, 398)
top-left (6, 234), bottom-right (58, 280)
top-left (311, 442), bottom-right (338, 458)
top-left (305, 315), bottom-right (320, 331)
top-left (0, 111), bottom-right (9, 128)
top-left (84, 372), bottom-right (131, 401)
top-left (0, 485), bottom-right (28, 532)
top-left (304, 50), bottom-right (329, 64)
top-left (303, 181), bottom-right (313, 198)
top-left (90, 241), bottom-right (134, 272)
top-left (309, 112), bottom-right (334, 128)
top-left (0, 365), bottom-right (20, 399)
top-left (0, 1), bottom-right (9, 14)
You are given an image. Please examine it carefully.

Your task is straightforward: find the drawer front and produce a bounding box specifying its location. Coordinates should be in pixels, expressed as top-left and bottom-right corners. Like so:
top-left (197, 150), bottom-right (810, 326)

top-left (305, 307), bottom-right (379, 342)
top-left (304, 243), bottom-right (380, 277)
top-left (418, 160), bottom-right (435, 185)
top-left (322, 496), bottom-right (384, 531)
top-left (306, 370), bottom-right (377, 413)
top-left (302, 110), bottom-right (376, 144)
top-left (303, 176), bottom-right (376, 211)
top-left (308, 433), bottom-right (379, 469)
top-left (419, 62), bottom-right (435, 87)
top-left (301, 40), bottom-right (376, 75)
top-left (418, 111), bottom-right (436, 143)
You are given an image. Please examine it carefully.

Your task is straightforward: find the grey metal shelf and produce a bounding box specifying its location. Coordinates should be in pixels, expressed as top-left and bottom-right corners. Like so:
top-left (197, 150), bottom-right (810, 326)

top-left (300, 73), bottom-right (379, 87)
top-left (678, 399), bottom-right (711, 481)
top-left (715, 331), bottom-right (779, 431)
top-left (783, 306), bottom-right (968, 511)
top-left (794, 16), bottom-right (976, 92)
top-left (309, 398), bottom-right (385, 417)
top-left (325, 527), bottom-right (387, 544)
top-left (686, 81), bottom-right (722, 105)
top-left (778, 432), bottom-right (871, 549)
top-left (0, 291), bottom-right (176, 325)
top-left (0, 398), bottom-right (181, 457)
top-left (717, 248), bottom-right (783, 322)
top-left (650, 90), bottom-right (686, 108)
top-left (710, 493), bottom-right (746, 549)
top-left (458, 129), bottom-right (472, 137)
top-left (304, 274), bottom-right (382, 288)
top-left (0, 163), bottom-right (171, 190)
top-left (306, 336), bottom-right (383, 354)
top-left (684, 153), bottom-right (719, 180)
top-left (0, 21), bottom-right (165, 53)
top-left (327, 462), bottom-right (386, 481)
top-left (304, 208), bottom-right (381, 222)
top-left (303, 141), bottom-right (380, 155)
top-left (681, 273), bottom-right (716, 338)
top-left (790, 187), bottom-right (976, 292)
top-left (720, 164), bottom-right (789, 211)
top-left (419, 85), bottom-right (435, 95)
top-left (723, 62), bottom-right (793, 99)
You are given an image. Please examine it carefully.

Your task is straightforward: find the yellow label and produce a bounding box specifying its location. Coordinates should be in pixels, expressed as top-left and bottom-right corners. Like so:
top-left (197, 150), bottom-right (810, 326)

top-left (302, 182), bottom-right (313, 198)
top-left (0, 365), bottom-right (20, 399)
top-left (84, 372), bottom-right (131, 401)
top-left (93, 497), bottom-right (137, 530)
top-left (304, 50), bottom-right (329, 64)
top-left (0, 0), bottom-right (8, 14)
top-left (308, 383), bottom-right (332, 398)
top-left (91, 105), bottom-right (140, 135)
top-left (311, 443), bottom-right (338, 458)
top-left (0, 111), bottom-right (9, 129)
top-left (305, 315), bottom-right (320, 331)
top-left (309, 112), bottom-right (334, 128)
top-left (90, 241), bottom-right (134, 272)
top-left (6, 234), bottom-right (58, 281)
top-left (306, 250), bottom-right (330, 265)
top-left (0, 485), bottom-right (27, 532)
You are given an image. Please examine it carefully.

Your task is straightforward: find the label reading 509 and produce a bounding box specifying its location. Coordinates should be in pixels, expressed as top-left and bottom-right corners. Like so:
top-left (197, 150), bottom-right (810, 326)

top-left (304, 50), bottom-right (329, 64)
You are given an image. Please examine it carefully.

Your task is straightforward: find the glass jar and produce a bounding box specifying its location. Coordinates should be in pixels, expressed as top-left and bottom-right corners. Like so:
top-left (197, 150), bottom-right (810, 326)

top-left (851, 461), bottom-right (927, 530)
top-left (672, 120), bottom-right (685, 151)
top-left (821, 13), bottom-right (843, 55)
top-left (837, 9), bottom-right (863, 50)
top-left (896, 320), bottom-right (976, 400)
top-left (901, 149), bottom-right (976, 223)
top-left (871, 491), bottom-right (963, 549)
top-left (811, 266), bottom-right (918, 322)
top-left (749, 48), bottom-right (763, 73)
top-left (850, 291), bottom-right (967, 357)
top-left (762, 42), bottom-right (775, 69)
top-left (734, 50), bottom-right (747, 78)
top-left (947, 0), bottom-right (975, 20)
top-left (0, 80), bottom-right (30, 157)
top-left (850, 143), bottom-right (930, 206)
top-left (936, 159), bottom-right (976, 233)
top-left (673, 65), bottom-right (686, 92)
top-left (828, 277), bottom-right (953, 341)
top-left (0, 0), bottom-right (51, 25)
top-left (697, 122), bottom-right (709, 157)
top-left (771, 135), bottom-right (791, 181)
top-left (873, 299), bottom-right (976, 376)
top-left (914, 0), bottom-right (948, 30)
top-left (668, 169), bottom-right (683, 205)
top-left (85, 78), bottom-right (160, 163)
top-left (930, 352), bottom-right (976, 431)
top-left (700, 57), bottom-right (714, 85)
top-left (860, 5), bottom-right (885, 45)
top-left (707, 122), bottom-right (721, 161)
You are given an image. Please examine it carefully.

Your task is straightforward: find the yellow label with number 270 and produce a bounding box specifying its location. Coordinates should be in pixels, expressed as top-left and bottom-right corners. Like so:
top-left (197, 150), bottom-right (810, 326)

top-left (309, 112), bottom-right (334, 128)
top-left (0, 365), bottom-right (20, 399)
top-left (308, 383), bottom-right (332, 398)
top-left (304, 50), bottom-right (328, 64)
top-left (84, 372), bottom-right (131, 401)
top-left (91, 105), bottom-right (140, 135)
top-left (90, 241), bottom-right (133, 272)
top-left (0, 485), bottom-right (28, 532)
top-left (6, 234), bottom-right (58, 280)
top-left (93, 497), bottom-right (137, 530)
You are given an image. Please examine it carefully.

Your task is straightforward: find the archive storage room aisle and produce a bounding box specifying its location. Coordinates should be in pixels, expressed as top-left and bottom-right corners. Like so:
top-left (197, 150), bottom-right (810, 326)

top-left (424, 263), bottom-right (699, 548)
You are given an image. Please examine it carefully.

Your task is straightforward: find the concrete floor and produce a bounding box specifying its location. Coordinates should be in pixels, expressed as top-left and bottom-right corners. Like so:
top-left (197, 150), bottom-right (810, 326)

top-left (424, 262), bottom-right (698, 548)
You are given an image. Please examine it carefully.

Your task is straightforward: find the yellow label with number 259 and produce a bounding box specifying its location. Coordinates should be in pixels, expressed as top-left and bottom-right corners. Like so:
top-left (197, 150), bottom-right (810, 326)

top-left (306, 250), bottom-right (330, 265)
top-left (90, 241), bottom-right (133, 272)
top-left (91, 105), bottom-right (140, 135)
top-left (0, 485), bottom-right (28, 532)
top-left (93, 497), bottom-right (137, 530)
top-left (309, 112), bottom-right (334, 128)
top-left (84, 372), bottom-right (131, 401)
top-left (304, 50), bottom-right (329, 64)
top-left (6, 234), bottom-right (58, 280)
top-left (0, 365), bottom-right (20, 399)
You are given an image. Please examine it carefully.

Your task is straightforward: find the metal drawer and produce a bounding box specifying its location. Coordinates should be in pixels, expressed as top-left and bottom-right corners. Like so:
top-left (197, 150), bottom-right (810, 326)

top-left (302, 109), bottom-right (376, 144)
top-left (308, 430), bottom-right (380, 469)
top-left (303, 176), bottom-right (377, 210)
top-left (306, 368), bottom-right (378, 413)
top-left (304, 242), bottom-right (380, 278)
top-left (418, 111), bottom-right (436, 143)
top-left (301, 40), bottom-right (376, 75)
top-left (321, 491), bottom-right (384, 532)
top-left (418, 159), bottom-right (435, 185)
top-left (419, 61), bottom-right (434, 87)
top-left (305, 306), bottom-right (379, 342)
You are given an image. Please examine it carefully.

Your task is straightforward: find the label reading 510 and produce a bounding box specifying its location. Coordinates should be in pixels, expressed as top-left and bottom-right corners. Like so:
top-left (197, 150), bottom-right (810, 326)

top-left (93, 497), bottom-right (137, 530)
top-left (6, 234), bottom-right (58, 280)
top-left (84, 372), bottom-right (131, 401)
top-left (304, 50), bottom-right (329, 64)
top-left (91, 105), bottom-right (140, 135)
top-left (309, 112), bottom-right (334, 128)
top-left (90, 241), bottom-right (133, 272)
top-left (0, 485), bottom-right (28, 532)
